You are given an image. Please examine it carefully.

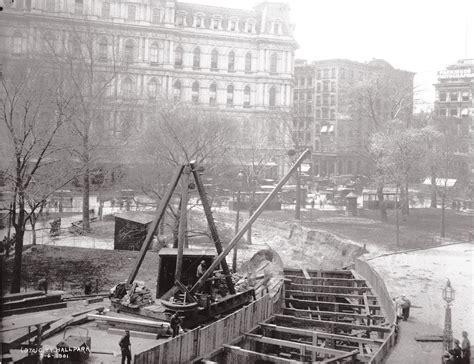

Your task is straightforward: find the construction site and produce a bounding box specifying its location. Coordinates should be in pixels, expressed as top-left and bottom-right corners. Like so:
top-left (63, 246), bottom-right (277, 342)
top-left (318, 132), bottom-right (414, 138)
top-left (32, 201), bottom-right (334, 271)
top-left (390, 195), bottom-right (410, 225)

top-left (0, 150), bottom-right (463, 363)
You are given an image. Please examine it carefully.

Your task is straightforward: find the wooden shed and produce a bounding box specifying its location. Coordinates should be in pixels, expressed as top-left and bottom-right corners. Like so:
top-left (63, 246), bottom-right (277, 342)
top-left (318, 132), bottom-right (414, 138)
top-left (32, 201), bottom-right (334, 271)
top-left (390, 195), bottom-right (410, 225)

top-left (114, 212), bottom-right (154, 251)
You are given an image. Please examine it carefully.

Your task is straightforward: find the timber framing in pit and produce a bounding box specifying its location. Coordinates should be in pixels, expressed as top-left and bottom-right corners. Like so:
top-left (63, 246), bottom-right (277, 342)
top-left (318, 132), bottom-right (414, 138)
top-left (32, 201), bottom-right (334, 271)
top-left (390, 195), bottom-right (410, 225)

top-left (205, 268), bottom-right (392, 363)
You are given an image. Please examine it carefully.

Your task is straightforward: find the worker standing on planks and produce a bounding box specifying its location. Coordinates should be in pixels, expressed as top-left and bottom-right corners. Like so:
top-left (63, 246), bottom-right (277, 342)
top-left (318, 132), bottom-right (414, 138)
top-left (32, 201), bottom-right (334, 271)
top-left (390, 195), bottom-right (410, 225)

top-left (119, 330), bottom-right (132, 364)
top-left (170, 312), bottom-right (182, 338)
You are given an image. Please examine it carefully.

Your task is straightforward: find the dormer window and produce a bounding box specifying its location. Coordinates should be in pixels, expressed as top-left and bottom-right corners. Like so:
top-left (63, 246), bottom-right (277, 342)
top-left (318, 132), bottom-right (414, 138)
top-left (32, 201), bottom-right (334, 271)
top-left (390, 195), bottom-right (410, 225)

top-left (228, 18), bottom-right (239, 32)
top-left (194, 13), bottom-right (205, 28)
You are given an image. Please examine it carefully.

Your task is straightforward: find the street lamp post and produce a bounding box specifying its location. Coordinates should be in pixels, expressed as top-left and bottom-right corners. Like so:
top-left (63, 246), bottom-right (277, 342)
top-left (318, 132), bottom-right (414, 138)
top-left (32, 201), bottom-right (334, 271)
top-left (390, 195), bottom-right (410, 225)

top-left (442, 279), bottom-right (455, 353)
top-left (232, 171), bottom-right (245, 273)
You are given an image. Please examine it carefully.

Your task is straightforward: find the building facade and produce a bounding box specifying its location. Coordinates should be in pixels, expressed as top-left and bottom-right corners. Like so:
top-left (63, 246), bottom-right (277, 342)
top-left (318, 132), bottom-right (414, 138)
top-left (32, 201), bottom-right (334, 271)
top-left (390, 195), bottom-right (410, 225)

top-left (294, 58), bottom-right (414, 178)
top-left (0, 0), bottom-right (297, 177)
top-left (433, 59), bottom-right (474, 184)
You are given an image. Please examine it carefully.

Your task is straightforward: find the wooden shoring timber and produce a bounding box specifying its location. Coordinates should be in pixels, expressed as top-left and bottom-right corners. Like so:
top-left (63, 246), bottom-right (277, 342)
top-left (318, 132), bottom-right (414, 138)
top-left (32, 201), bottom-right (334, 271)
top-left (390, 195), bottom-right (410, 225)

top-left (285, 289), bottom-right (377, 301)
top-left (283, 307), bottom-right (385, 322)
top-left (285, 276), bottom-right (367, 286)
top-left (322, 349), bottom-right (359, 363)
top-left (274, 314), bottom-right (391, 333)
top-left (244, 332), bottom-right (352, 356)
top-left (2, 323), bottom-right (51, 349)
top-left (284, 268), bottom-right (353, 277)
top-left (258, 323), bottom-right (384, 346)
top-left (222, 344), bottom-right (298, 364)
top-left (285, 297), bottom-right (381, 311)
top-left (284, 282), bottom-right (374, 294)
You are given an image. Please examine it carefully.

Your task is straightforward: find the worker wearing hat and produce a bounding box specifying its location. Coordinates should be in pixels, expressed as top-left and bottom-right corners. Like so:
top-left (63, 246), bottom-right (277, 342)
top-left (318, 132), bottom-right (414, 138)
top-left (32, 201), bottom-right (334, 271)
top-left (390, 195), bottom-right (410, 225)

top-left (196, 260), bottom-right (206, 281)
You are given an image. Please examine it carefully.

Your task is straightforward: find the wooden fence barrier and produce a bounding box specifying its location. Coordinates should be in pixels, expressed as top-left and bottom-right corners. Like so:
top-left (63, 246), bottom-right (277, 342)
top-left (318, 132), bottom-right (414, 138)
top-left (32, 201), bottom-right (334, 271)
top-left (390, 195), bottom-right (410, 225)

top-left (354, 258), bottom-right (398, 364)
top-left (134, 295), bottom-right (274, 364)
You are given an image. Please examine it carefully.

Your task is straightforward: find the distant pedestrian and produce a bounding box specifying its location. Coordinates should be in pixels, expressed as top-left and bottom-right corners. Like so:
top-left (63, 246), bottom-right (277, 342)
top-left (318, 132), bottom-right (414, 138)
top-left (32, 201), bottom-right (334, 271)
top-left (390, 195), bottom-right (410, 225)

top-left (446, 339), bottom-right (462, 364)
top-left (119, 330), bottom-right (131, 364)
top-left (319, 198), bottom-right (323, 209)
top-left (395, 295), bottom-right (411, 321)
top-left (310, 199), bottom-right (315, 209)
top-left (461, 331), bottom-right (470, 364)
top-left (170, 312), bottom-right (182, 338)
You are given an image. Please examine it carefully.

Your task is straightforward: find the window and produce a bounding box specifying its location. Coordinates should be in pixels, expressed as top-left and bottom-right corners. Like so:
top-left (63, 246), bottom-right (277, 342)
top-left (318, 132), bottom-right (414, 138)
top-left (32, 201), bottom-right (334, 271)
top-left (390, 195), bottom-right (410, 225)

top-left (98, 37), bottom-right (108, 60)
top-left (462, 91), bottom-right (470, 102)
top-left (323, 69), bottom-right (329, 79)
top-left (246, 21), bottom-right (254, 33)
top-left (317, 70), bottom-right (321, 79)
top-left (226, 85), bottom-right (234, 106)
top-left (193, 47), bottom-right (200, 69)
top-left (269, 87), bottom-right (276, 107)
top-left (450, 108), bottom-right (458, 117)
top-left (152, 8), bottom-right (161, 24)
top-left (316, 83), bottom-right (321, 92)
top-left (195, 15), bottom-right (204, 28)
top-left (450, 92), bottom-right (458, 102)
top-left (211, 49), bottom-right (218, 70)
top-left (322, 108), bottom-right (329, 119)
top-left (323, 94), bottom-right (329, 106)
top-left (12, 32), bottom-right (23, 54)
top-left (148, 78), bottom-right (158, 100)
top-left (330, 95), bottom-right (335, 106)
top-left (273, 22), bottom-right (280, 34)
top-left (46, 0), bottom-right (55, 12)
top-left (191, 81), bottom-right (199, 104)
top-left (211, 17), bottom-right (220, 30)
top-left (122, 78), bottom-right (133, 98)
top-left (339, 68), bottom-right (345, 79)
top-left (244, 86), bottom-right (251, 108)
top-left (331, 82), bottom-right (336, 92)
top-left (175, 47), bottom-right (183, 67)
top-left (209, 83), bottom-right (217, 105)
top-left (439, 92), bottom-right (447, 102)
top-left (128, 5), bottom-right (136, 20)
top-left (173, 80), bottom-right (182, 102)
top-left (331, 68), bottom-right (336, 78)
top-left (245, 52), bottom-right (252, 73)
top-left (270, 53), bottom-right (278, 73)
top-left (74, 0), bottom-right (83, 14)
top-left (439, 108), bottom-right (447, 117)
top-left (229, 20), bottom-right (237, 31)
top-left (176, 14), bottom-right (185, 26)
top-left (300, 78), bottom-right (305, 87)
top-left (461, 108), bottom-right (470, 118)
top-left (316, 95), bottom-right (321, 106)
top-left (316, 109), bottom-right (321, 119)
top-left (70, 38), bottom-right (81, 57)
top-left (101, 2), bottom-right (110, 18)
top-left (306, 104), bottom-right (312, 114)
top-left (150, 43), bottom-right (159, 64)
top-left (124, 39), bottom-right (135, 63)
top-left (228, 51), bottom-right (235, 72)
top-left (314, 140), bottom-right (320, 151)
top-left (323, 81), bottom-right (329, 92)
top-left (330, 109), bottom-right (336, 120)
top-left (307, 78), bottom-right (313, 86)
top-left (294, 92), bottom-right (298, 101)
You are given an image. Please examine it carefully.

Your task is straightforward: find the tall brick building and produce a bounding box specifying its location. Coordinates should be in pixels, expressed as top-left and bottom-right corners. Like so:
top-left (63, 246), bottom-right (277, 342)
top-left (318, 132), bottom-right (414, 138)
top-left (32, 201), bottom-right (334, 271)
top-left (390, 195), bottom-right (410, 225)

top-left (294, 58), bottom-right (414, 178)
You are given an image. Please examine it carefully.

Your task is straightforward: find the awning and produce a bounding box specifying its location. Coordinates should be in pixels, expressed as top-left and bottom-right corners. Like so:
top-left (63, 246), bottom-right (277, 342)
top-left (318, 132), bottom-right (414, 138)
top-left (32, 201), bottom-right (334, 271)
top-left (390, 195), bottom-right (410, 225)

top-left (423, 177), bottom-right (457, 187)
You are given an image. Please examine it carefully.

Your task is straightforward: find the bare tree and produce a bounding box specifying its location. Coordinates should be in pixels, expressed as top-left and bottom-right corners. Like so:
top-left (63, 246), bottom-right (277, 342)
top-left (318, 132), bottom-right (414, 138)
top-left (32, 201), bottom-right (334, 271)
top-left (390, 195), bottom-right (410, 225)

top-left (0, 59), bottom-right (77, 293)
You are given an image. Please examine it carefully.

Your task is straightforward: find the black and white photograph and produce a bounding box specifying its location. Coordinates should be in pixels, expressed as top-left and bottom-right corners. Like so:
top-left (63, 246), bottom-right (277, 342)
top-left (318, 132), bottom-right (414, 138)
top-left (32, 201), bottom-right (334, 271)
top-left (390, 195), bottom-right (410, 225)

top-left (0, 0), bottom-right (473, 362)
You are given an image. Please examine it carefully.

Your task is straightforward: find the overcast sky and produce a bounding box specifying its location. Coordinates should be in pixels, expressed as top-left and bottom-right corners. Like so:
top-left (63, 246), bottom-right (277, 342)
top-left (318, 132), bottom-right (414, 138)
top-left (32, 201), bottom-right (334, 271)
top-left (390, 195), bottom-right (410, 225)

top-left (187, 0), bottom-right (474, 110)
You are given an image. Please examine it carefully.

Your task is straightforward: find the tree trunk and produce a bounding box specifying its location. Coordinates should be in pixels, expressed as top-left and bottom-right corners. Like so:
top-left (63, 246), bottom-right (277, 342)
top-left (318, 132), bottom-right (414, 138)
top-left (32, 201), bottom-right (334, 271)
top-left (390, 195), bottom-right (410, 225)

top-left (441, 192), bottom-right (446, 238)
top-left (395, 184), bottom-right (400, 247)
top-left (405, 179), bottom-right (410, 216)
top-left (430, 174), bottom-right (437, 208)
top-left (31, 219), bottom-right (37, 246)
top-left (10, 228), bottom-right (25, 293)
top-left (377, 183), bottom-right (388, 222)
top-left (82, 167), bottom-right (90, 231)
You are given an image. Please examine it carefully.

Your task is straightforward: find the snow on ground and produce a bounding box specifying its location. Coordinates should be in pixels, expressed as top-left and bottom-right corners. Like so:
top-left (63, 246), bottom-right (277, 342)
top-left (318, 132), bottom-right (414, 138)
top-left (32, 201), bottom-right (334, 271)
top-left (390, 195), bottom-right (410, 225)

top-left (369, 243), bottom-right (474, 338)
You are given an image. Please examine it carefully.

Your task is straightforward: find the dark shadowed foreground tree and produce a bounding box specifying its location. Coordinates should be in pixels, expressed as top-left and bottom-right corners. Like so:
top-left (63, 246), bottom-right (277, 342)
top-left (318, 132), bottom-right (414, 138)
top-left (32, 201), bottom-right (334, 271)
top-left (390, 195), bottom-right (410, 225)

top-left (0, 59), bottom-right (78, 293)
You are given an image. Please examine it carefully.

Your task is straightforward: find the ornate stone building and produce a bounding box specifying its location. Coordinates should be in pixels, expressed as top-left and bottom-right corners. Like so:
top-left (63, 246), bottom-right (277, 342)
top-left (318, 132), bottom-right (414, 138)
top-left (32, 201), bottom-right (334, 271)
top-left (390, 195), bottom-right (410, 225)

top-left (0, 0), bottom-right (297, 176)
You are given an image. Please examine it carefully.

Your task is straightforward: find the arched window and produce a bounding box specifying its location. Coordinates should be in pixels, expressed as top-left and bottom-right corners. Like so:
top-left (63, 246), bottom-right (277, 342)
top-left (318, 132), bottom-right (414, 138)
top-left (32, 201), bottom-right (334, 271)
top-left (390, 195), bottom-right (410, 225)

top-left (226, 85), bottom-right (234, 106)
top-left (245, 52), bottom-right (252, 73)
top-left (211, 49), bottom-right (218, 70)
top-left (193, 47), bottom-right (200, 69)
top-left (228, 51), bottom-right (235, 72)
top-left (191, 81), bottom-right (199, 103)
top-left (70, 38), bottom-right (82, 58)
top-left (152, 8), bottom-right (161, 24)
top-left (98, 37), bottom-right (108, 60)
top-left (124, 39), bottom-right (135, 63)
top-left (150, 43), bottom-right (159, 64)
top-left (269, 87), bottom-right (277, 107)
top-left (273, 22), bottom-right (281, 34)
top-left (175, 46), bottom-right (183, 67)
top-left (122, 78), bottom-right (133, 98)
top-left (209, 83), bottom-right (217, 105)
top-left (101, 2), bottom-right (110, 18)
top-left (42, 32), bottom-right (55, 53)
top-left (244, 86), bottom-right (251, 108)
top-left (74, 0), bottom-right (83, 14)
top-left (148, 78), bottom-right (158, 100)
top-left (270, 53), bottom-right (278, 73)
top-left (127, 5), bottom-right (136, 20)
top-left (12, 32), bottom-right (23, 54)
top-left (173, 80), bottom-right (182, 101)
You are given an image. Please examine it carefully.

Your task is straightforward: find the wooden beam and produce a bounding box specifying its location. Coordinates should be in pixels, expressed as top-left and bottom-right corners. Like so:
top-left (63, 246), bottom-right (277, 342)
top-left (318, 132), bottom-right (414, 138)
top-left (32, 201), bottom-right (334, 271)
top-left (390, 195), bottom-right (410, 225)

top-left (286, 297), bottom-right (381, 311)
top-left (283, 308), bottom-right (385, 322)
top-left (127, 165), bottom-right (184, 284)
top-left (244, 333), bottom-right (349, 356)
top-left (285, 283), bottom-right (373, 293)
top-left (175, 166), bottom-right (191, 282)
top-left (285, 275), bottom-right (366, 283)
top-left (302, 268), bottom-right (311, 280)
top-left (322, 349), bottom-right (359, 363)
top-left (285, 290), bottom-right (377, 301)
top-left (284, 268), bottom-right (353, 276)
top-left (274, 314), bottom-right (391, 333)
top-left (258, 323), bottom-right (384, 346)
top-left (222, 344), bottom-right (298, 364)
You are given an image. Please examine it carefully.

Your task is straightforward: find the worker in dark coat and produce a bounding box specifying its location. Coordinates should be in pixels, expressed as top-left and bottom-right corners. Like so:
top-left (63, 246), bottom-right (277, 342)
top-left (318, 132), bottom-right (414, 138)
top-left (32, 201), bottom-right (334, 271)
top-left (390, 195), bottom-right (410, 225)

top-left (196, 260), bottom-right (206, 282)
top-left (170, 312), bottom-right (182, 338)
top-left (119, 330), bottom-right (131, 364)
top-left (461, 331), bottom-right (471, 364)
top-left (447, 339), bottom-right (462, 364)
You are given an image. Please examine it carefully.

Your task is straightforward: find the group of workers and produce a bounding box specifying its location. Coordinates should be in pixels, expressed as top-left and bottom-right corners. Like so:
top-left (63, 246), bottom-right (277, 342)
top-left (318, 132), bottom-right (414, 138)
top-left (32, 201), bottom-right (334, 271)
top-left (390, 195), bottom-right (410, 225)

top-left (446, 331), bottom-right (471, 364)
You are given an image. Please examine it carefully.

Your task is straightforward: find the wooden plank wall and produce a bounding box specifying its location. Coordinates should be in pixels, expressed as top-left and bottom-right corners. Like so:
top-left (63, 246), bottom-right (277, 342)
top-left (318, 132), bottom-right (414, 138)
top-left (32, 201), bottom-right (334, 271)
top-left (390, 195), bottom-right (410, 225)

top-left (134, 295), bottom-right (274, 364)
